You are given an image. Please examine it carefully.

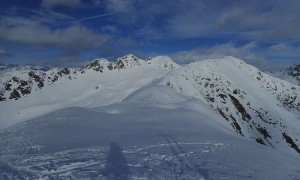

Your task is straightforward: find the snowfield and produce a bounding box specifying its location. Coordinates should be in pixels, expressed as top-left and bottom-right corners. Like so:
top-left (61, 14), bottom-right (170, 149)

top-left (0, 55), bottom-right (300, 179)
top-left (1, 102), bottom-right (300, 179)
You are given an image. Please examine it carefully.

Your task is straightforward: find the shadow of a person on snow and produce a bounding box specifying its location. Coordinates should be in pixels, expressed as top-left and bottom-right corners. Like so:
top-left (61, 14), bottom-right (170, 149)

top-left (102, 142), bottom-right (130, 179)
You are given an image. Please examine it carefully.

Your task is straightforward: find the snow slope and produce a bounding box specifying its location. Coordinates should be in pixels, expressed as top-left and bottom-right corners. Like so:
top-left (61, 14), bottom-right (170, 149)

top-left (160, 56), bottom-right (300, 155)
top-left (1, 99), bottom-right (300, 179)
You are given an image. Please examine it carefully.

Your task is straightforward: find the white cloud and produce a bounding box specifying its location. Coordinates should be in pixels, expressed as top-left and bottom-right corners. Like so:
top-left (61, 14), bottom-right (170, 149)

top-left (41, 0), bottom-right (81, 9)
top-left (0, 16), bottom-right (110, 50)
top-left (171, 42), bottom-right (273, 69)
top-left (92, 0), bottom-right (102, 6)
top-left (101, 25), bottom-right (118, 34)
top-left (267, 43), bottom-right (300, 69)
top-left (171, 42), bottom-right (300, 70)
top-left (270, 43), bottom-right (300, 54)
top-left (172, 42), bottom-right (258, 63)
top-left (100, 0), bottom-right (300, 41)
top-left (104, 0), bottom-right (133, 12)
top-left (0, 48), bottom-right (10, 56)
top-left (116, 36), bottom-right (136, 46)
top-left (101, 0), bottom-right (143, 27)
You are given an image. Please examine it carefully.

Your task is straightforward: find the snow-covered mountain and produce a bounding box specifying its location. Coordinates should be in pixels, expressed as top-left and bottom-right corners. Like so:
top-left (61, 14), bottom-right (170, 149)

top-left (268, 63), bottom-right (300, 86)
top-left (1, 55), bottom-right (300, 179)
top-left (0, 54), bottom-right (178, 102)
top-left (0, 63), bottom-right (18, 71)
top-left (159, 57), bottom-right (300, 154)
top-left (0, 54), bottom-right (179, 128)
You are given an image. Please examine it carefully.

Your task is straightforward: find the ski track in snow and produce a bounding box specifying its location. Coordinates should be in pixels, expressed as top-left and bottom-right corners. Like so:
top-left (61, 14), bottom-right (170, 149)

top-left (0, 133), bottom-right (234, 180)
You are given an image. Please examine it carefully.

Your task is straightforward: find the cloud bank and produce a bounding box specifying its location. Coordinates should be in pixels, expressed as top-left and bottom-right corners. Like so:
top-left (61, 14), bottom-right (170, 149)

top-left (0, 0), bottom-right (299, 70)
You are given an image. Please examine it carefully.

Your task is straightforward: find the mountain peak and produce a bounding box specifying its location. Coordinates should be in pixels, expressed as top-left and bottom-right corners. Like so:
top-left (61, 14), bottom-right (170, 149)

top-left (84, 58), bottom-right (109, 72)
top-left (146, 56), bottom-right (180, 70)
top-left (117, 54), bottom-right (140, 62)
top-left (113, 54), bottom-right (142, 69)
top-left (287, 64), bottom-right (300, 80)
top-left (205, 56), bottom-right (245, 64)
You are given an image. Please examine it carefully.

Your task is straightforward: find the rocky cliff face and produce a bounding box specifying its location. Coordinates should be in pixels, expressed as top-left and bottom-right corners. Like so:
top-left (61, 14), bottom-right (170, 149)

top-left (287, 64), bottom-right (300, 82)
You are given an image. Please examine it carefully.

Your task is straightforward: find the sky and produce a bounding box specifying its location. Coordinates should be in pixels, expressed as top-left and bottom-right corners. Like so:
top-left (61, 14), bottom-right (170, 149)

top-left (0, 0), bottom-right (299, 70)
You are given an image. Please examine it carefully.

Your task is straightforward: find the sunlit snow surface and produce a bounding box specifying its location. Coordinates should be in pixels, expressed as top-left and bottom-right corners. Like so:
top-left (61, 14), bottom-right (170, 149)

top-left (1, 103), bottom-right (300, 179)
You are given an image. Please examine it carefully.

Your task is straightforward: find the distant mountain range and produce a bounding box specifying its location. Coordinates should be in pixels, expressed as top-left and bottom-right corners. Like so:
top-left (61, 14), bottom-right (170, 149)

top-left (267, 64), bottom-right (300, 86)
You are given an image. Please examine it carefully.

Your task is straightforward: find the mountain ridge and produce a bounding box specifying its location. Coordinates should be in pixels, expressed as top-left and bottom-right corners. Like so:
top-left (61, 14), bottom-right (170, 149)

top-left (0, 55), bottom-right (300, 156)
top-left (0, 54), bottom-right (179, 102)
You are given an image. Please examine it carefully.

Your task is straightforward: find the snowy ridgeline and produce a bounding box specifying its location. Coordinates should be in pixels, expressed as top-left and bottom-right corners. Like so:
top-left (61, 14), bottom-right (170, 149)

top-left (0, 55), bottom-right (300, 179)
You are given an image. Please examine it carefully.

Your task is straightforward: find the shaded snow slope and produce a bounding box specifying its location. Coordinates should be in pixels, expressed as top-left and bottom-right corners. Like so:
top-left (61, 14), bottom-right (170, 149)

top-left (1, 102), bottom-right (300, 179)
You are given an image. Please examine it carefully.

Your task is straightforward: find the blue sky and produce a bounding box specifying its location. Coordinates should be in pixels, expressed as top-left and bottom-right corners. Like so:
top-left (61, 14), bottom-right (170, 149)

top-left (0, 0), bottom-right (299, 70)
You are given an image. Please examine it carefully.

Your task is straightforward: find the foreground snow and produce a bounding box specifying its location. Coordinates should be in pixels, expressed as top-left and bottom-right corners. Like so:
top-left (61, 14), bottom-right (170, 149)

top-left (1, 101), bottom-right (299, 179)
